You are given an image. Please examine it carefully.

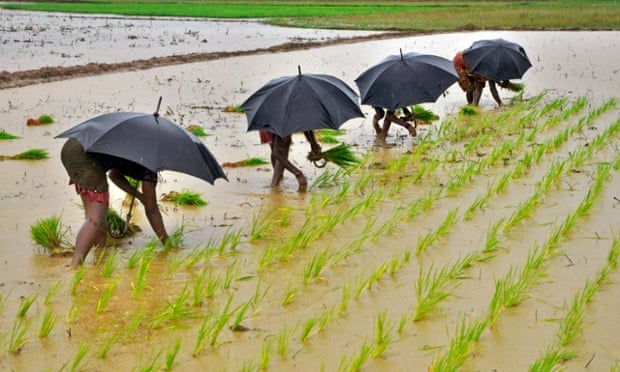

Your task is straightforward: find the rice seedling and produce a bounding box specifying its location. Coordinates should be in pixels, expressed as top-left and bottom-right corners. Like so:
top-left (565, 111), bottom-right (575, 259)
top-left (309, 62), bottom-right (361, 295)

top-left (38, 308), bottom-right (59, 339)
top-left (135, 348), bottom-right (163, 372)
top-left (371, 310), bottom-right (394, 358)
top-left (302, 248), bottom-right (331, 284)
top-left (192, 313), bottom-right (211, 357)
top-left (230, 300), bottom-right (251, 332)
top-left (100, 250), bottom-right (118, 278)
top-left (459, 105), bottom-right (479, 116)
top-left (43, 281), bottom-right (60, 306)
top-left (97, 330), bottom-right (121, 359)
top-left (70, 342), bottom-right (89, 372)
top-left (132, 256), bottom-right (152, 298)
top-left (481, 219), bottom-right (505, 256)
top-left (70, 267), bottom-right (86, 296)
top-left (30, 215), bottom-right (70, 253)
top-left (222, 260), bottom-right (240, 290)
top-left (249, 211), bottom-right (273, 243)
top-left (0, 129), bottom-right (19, 139)
top-left (345, 339), bottom-right (373, 372)
top-left (216, 227), bottom-right (243, 255)
top-left (278, 283), bottom-right (294, 306)
top-left (15, 293), bottom-right (38, 317)
top-left (164, 339), bottom-right (181, 371)
top-left (209, 295), bottom-right (234, 346)
top-left (95, 280), bottom-right (118, 313)
top-left (430, 316), bottom-right (489, 371)
top-left (8, 317), bottom-right (29, 353)
top-left (160, 189), bottom-right (207, 206)
top-left (529, 347), bottom-right (576, 372)
top-left (223, 157), bottom-right (269, 167)
top-left (300, 316), bottom-right (317, 342)
top-left (259, 339), bottom-right (273, 370)
top-left (151, 286), bottom-right (194, 329)
top-left (339, 283), bottom-right (350, 314)
top-left (275, 325), bottom-right (294, 357)
top-left (413, 264), bottom-right (452, 321)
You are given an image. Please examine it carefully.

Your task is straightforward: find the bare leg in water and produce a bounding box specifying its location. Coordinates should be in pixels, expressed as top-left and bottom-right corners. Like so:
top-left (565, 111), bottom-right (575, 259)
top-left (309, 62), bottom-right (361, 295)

top-left (271, 134), bottom-right (308, 192)
top-left (71, 195), bottom-right (107, 267)
top-left (382, 110), bottom-right (416, 138)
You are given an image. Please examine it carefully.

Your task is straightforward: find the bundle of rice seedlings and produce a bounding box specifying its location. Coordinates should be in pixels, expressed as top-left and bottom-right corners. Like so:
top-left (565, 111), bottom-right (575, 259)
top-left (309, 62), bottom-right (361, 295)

top-left (222, 105), bottom-right (244, 113)
top-left (1, 148), bottom-right (49, 160)
top-left (30, 216), bottom-right (72, 256)
top-left (460, 105), bottom-right (480, 116)
top-left (310, 143), bottom-right (360, 169)
top-left (411, 105), bottom-right (440, 123)
top-left (187, 125), bottom-right (208, 137)
top-left (107, 208), bottom-right (139, 238)
top-left (0, 130), bottom-right (19, 140)
top-left (161, 190), bottom-right (207, 206)
top-left (223, 157), bottom-right (269, 167)
top-left (317, 129), bottom-right (345, 144)
top-left (38, 114), bottom-right (55, 124)
top-left (500, 81), bottom-right (524, 92)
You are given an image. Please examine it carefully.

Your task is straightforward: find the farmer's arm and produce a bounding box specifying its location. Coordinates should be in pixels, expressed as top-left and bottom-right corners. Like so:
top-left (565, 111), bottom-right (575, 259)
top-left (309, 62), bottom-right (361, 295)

top-left (108, 168), bottom-right (144, 203)
top-left (303, 131), bottom-right (322, 155)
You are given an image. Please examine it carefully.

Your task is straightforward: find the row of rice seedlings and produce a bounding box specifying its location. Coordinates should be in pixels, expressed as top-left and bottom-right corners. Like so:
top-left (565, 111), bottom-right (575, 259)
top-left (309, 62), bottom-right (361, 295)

top-left (431, 157), bottom-right (615, 369)
top-left (529, 237), bottom-right (619, 371)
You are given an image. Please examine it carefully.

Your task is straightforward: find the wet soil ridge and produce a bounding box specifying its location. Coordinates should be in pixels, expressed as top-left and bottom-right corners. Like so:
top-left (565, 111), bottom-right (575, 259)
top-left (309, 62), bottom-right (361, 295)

top-left (0, 32), bottom-right (413, 90)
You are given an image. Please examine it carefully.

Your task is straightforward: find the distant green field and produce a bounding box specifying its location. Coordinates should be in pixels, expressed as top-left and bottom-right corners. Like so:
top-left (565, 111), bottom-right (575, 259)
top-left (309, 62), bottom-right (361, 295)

top-left (2, 1), bottom-right (619, 31)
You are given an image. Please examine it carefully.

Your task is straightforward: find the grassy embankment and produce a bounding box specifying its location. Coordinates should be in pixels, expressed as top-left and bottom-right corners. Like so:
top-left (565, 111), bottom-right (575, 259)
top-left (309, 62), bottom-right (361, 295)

top-left (2, 1), bottom-right (619, 31)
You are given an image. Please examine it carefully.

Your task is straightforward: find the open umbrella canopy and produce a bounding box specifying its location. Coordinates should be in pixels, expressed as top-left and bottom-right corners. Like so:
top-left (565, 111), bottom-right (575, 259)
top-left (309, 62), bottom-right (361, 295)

top-left (242, 66), bottom-right (364, 138)
top-left (463, 38), bottom-right (532, 81)
top-left (55, 111), bottom-right (227, 184)
top-left (355, 50), bottom-right (458, 111)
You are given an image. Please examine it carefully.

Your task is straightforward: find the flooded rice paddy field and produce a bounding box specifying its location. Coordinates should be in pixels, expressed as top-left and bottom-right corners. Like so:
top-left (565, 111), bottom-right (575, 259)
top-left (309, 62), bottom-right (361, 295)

top-left (1, 10), bottom-right (620, 371)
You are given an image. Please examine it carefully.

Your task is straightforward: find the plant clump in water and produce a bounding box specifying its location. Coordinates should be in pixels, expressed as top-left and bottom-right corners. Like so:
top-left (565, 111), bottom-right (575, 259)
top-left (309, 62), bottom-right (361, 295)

top-left (30, 215), bottom-right (72, 256)
top-left (222, 157), bottom-right (270, 167)
top-left (0, 148), bottom-right (49, 160)
top-left (161, 190), bottom-right (207, 206)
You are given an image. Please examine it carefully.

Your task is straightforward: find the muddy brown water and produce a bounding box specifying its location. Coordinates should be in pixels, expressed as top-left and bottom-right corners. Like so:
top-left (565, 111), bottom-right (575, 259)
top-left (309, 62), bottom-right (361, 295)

top-left (1, 10), bottom-right (620, 371)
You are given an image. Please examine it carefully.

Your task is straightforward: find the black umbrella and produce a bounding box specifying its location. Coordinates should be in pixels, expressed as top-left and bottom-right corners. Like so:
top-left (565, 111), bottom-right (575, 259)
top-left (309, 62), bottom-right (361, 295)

top-left (355, 50), bottom-right (458, 111)
top-left (242, 66), bottom-right (364, 138)
top-left (462, 38), bottom-right (532, 81)
top-left (55, 100), bottom-right (227, 184)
